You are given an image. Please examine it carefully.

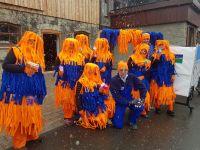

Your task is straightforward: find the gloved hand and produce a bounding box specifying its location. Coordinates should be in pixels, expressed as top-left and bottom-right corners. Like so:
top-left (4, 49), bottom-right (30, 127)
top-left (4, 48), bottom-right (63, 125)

top-left (129, 98), bottom-right (144, 108)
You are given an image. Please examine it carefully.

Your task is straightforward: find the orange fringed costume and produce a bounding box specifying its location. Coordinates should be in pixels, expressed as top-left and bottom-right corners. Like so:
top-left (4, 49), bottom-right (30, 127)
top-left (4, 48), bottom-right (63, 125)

top-left (128, 44), bottom-right (151, 115)
top-left (76, 63), bottom-right (115, 129)
top-left (75, 34), bottom-right (93, 63)
top-left (92, 38), bottom-right (113, 84)
top-left (118, 29), bottom-right (143, 54)
top-left (150, 40), bottom-right (176, 111)
top-left (55, 38), bottom-right (85, 119)
top-left (0, 31), bottom-right (46, 149)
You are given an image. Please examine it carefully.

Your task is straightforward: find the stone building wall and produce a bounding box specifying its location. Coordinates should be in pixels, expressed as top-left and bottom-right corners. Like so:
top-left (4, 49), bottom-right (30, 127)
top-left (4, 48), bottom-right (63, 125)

top-left (0, 8), bottom-right (100, 78)
top-left (140, 22), bottom-right (187, 46)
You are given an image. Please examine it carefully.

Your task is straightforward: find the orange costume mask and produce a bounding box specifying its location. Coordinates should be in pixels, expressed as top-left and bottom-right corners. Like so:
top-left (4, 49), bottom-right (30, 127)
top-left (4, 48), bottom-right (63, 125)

top-left (93, 38), bottom-right (113, 63)
top-left (142, 33), bottom-right (150, 40)
top-left (78, 63), bottom-right (103, 92)
top-left (155, 40), bottom-right (175, 64)
top-left (58, 38), bottom-right (85, 65)
top-left (13, 31), bottom-right (45, 71)
top-left (75, 34), bottom-right (93, 60)
top-left (130, 43), bottom-right (151, 68)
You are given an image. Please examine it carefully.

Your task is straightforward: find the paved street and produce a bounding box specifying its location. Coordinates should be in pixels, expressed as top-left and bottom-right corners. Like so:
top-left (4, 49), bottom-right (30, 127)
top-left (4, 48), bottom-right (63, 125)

top-left (24, 93), bottom-right (200, 150)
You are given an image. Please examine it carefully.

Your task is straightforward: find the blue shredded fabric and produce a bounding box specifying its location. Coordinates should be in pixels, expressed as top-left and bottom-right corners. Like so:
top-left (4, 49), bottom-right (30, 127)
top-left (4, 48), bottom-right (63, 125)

top-left (150, 55), bottom-right (175, 87)
top-left (0, 67), bottom-right (47, 105)
top-left (55, 63), bottom-right (84, 90)
top-left (100, 28), bottom-right (120, 50)
top-left (148, 32), bottom-right (164, 47)
top-left (95, 61), bottom-right (112, 85)
top-left (81, 87), bottom-right (107, 116)
top-left (129, 65), bottom-right (150, 91)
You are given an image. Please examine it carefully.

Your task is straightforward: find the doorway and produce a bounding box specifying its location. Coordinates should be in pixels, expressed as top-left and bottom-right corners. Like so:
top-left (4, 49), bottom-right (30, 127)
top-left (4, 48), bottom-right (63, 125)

top-left (43, 34), bottom-right (58, 71)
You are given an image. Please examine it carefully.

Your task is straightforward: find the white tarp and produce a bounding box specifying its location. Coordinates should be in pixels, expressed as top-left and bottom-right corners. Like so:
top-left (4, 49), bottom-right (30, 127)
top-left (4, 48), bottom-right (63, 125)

top-left (170, 46), bottom-right (200, 97)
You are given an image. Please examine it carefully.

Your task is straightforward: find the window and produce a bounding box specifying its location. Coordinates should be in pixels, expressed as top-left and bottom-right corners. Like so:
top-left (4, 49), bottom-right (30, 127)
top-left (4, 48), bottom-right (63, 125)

top-left (197, 31), bottom-right (200, 44)
top-left (0, 22), bottom-right (21, 44)
top-left (186, 25), bottom-right (197, 46)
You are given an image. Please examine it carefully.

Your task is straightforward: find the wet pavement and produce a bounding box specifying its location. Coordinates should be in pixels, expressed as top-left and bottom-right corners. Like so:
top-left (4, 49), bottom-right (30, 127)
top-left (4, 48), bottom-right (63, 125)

top-left (10, 93), bottom-right (200, 150)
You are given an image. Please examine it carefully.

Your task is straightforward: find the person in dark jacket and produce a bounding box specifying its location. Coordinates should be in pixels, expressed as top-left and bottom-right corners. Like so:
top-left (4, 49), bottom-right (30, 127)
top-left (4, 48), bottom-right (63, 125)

top-left (110, 61), bottom-right (147, 130)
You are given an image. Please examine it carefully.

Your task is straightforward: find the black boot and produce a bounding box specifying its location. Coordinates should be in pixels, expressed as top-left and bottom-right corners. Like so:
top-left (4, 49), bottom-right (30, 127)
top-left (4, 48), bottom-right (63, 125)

top-left (155, 108), bottom-right (161, 114)
top-left (167, 110), bottom-right (175, 117)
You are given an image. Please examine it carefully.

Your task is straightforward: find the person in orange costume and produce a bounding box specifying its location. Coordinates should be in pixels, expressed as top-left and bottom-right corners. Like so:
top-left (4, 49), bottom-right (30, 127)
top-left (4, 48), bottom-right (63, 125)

top-left (54, 38), bottom-right (85, 126)
top-left (150, 40), bottom-right (176, 116)
top-left (91, 38), bottom-right (113, 85)
top-left (0, 31), bottom-right (47, 149)
top-left (75, 63), bottom-right (115, 129)
top-left (75, 34), bottom-right (93, 63)
top-left (127, 43), bottom-right (151, 118)
top-left (135, 33), bottom-right (155, 60)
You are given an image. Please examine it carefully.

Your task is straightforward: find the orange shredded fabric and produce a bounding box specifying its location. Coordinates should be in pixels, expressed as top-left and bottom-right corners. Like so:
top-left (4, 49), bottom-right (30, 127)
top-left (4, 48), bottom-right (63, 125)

top-left (13, 31), bottom-right (45, 72)
top-left (150, 81), bottom-right (176, 106)
top-left (130, 43), bottom-right (151, 68)
top-left (118, 29), bottom-right (132, 54)
top-left (104, 96), bottom-right (115, 119)
top-left (93, 38), bottom-right (113, 63)
top-left (128, 29), bottom-right (143, 47)
top-left (153, 40), bottom-right (175, 64)
top-left (78, 63), bottom-right (102, 91)
top-left (118, 29), bottom-right (143, 54)
top-left (75, 34), bottom-right (93, 60)
top-left (77, 110), bottom-right (108, 130)
top-left (142, 33), bottom-right (150, 41)
top-left (0, 96), bottom-right (42, 137)
top-left (58, 38), bottom-right (85, 65)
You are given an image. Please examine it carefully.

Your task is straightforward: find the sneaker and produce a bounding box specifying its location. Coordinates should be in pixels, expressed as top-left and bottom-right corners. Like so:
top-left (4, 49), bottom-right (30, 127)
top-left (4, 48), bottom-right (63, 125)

top-left (155, 108), bottom-right (161, 114)
top-left (129, 123), bottom-right (138, 130)
top-left (167, 110), bottom-right (175, 117)
top-left (64, 118), bottom-right (74, 126)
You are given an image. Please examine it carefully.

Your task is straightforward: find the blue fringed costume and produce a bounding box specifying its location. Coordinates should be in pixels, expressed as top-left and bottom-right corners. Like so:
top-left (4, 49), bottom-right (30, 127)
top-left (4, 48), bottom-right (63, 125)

top-left (150, 40), bottom-right (176, 112)
top-left (92, 38), bottom-right (113, 85)
top-left (54, 38), bottom-right (85, 120)
top-left (75, 63), bottom-right (115, 129)
top-left (0, 31), bottom-right (47, 149)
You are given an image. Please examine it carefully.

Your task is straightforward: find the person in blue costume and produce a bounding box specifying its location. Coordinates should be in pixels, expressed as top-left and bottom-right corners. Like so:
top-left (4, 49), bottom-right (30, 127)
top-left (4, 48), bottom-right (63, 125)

top-left (150, 40), bottom-right (176, 116)
top-left (75, 63), bottom-right (115, 129)
top-left (0, 31), bottom-right (47, 149)
top-left (91, 38), bottom-right (113, 85)
top-left (110, 61), bottom-right (147, 130)
top-left (54, 38), bottom-right (85, 126)
top-left (127, 43), bottom-right (151, 118)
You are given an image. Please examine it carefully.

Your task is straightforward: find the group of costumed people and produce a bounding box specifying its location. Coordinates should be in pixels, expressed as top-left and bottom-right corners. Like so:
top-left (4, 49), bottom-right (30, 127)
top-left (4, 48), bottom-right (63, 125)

top-left (0, 31), bottom-right (176, 149)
